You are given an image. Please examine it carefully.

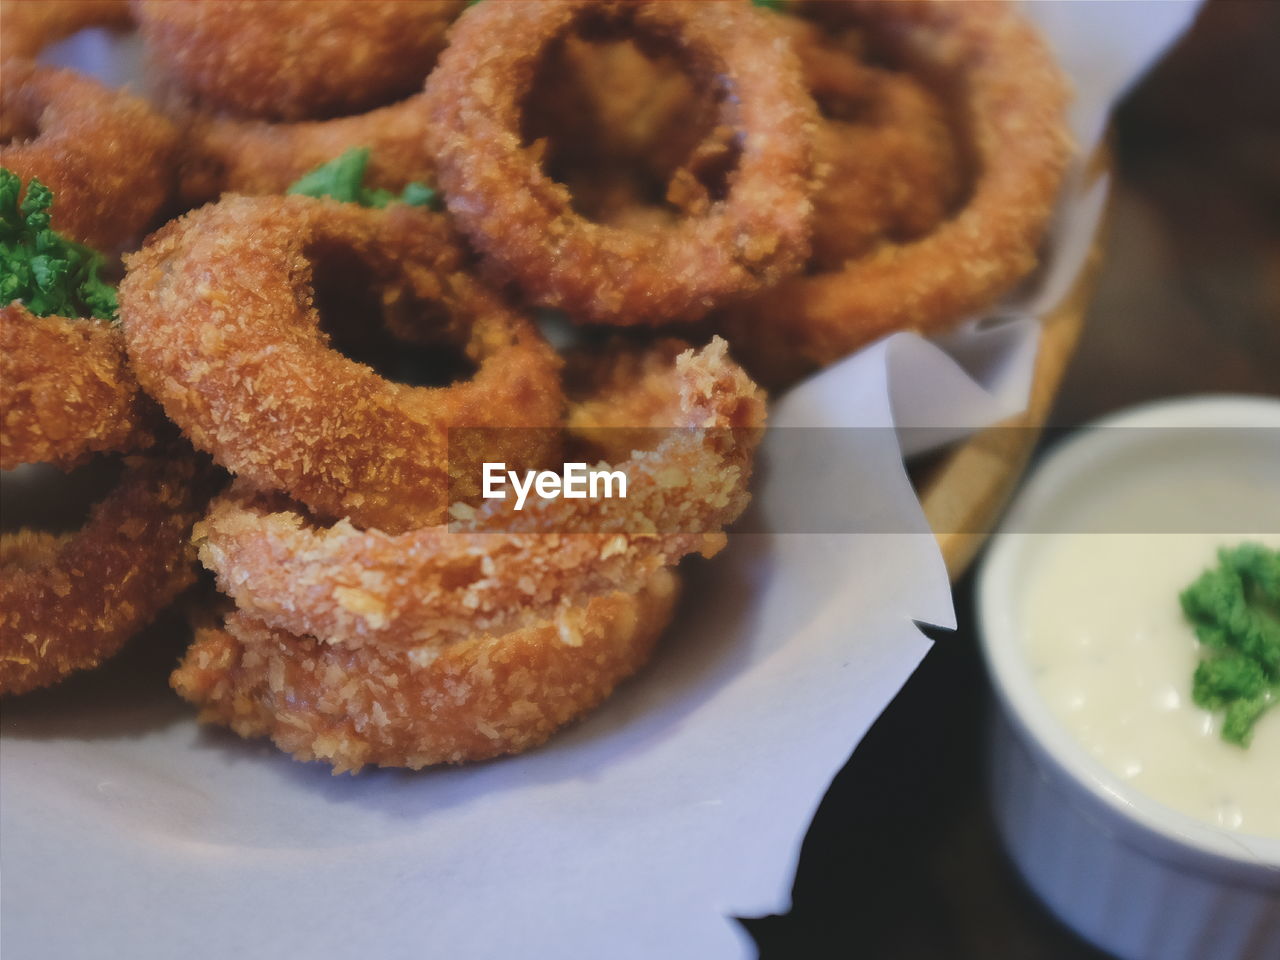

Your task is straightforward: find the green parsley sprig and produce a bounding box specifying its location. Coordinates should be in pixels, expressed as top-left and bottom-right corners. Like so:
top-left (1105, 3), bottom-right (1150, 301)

top-left (0, 168), bottom-right (118, 321)
top-left (286, 148), bottom-right (441, 210)
top-left (1182, 542), bottom-right (1280, 746)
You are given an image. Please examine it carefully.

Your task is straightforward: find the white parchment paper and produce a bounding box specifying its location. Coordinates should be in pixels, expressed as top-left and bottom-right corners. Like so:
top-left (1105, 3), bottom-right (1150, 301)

top-left (0, 4), bottom-right (1200, 958)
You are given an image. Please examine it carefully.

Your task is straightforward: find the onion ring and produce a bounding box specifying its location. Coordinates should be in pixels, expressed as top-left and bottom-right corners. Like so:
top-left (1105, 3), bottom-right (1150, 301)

top-left (0, 0), bottom-right (132, 61)
top-left (0, 303), bottom-right (156, 470)
top-left (119, 194), bottom-right (565, 534)
top-left (171, 569), bottom-right (680, 772)
top-left (717, 0), bottom-right (1071, 385)
top-left (133, 0), bottom-right (464, 122)
top-left (0, 60), bottom-right (179, 253)
top-left (425, 0), bottom-right (818, 325)
top-left (0, 447), bottom-right (216, 696)
top-left (193, 337), bottom-right (764, 648)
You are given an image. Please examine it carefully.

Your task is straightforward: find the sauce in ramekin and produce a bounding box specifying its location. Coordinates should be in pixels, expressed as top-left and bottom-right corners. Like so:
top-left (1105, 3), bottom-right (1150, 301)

top-left (1022, 531), bottom-right (1280, 839)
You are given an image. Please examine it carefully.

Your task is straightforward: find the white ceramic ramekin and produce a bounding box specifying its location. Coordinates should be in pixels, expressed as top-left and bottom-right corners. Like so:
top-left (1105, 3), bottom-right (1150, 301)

top-left (978, 395), bottom-right (1280, 960)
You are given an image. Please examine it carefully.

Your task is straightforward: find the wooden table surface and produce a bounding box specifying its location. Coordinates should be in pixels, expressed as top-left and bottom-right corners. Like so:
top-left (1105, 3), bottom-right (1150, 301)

top-left (746, 3), bottom-right (1280, 956)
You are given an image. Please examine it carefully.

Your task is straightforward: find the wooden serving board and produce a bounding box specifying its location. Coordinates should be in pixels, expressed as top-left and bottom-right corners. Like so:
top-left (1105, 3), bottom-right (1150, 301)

top-left (918, 160), bottom-right (1110, 581)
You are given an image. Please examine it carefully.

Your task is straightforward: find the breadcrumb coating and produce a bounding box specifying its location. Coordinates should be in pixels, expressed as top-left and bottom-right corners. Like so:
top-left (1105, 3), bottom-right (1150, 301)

top-left (425, 0), bottom-right (818, 325)
top-left (119, 194), bottom-right (564, 533)
top-left (717, 0), bottom-right (1072, 385)
top-left (134, 0), bottom-right (464, 122)
top-left (172, 570), bottom-right (680, 772)
top-left (172, 92), bottom-right (436, 207)
top-left (194, 337), bottom-right (765, 647)
top-left (0, 60), bottom-right (179, 253)
top-left (0, 303), bottom-right (157, 469)
top-left (0, 447), bottom-right (217, 696)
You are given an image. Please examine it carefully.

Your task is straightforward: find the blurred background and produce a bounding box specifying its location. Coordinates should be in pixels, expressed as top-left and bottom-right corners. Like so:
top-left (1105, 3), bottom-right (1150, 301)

top-left (1055, 0), bottom-right (1280, 425)
top-left (748, 1), bottom-right (1280, 956)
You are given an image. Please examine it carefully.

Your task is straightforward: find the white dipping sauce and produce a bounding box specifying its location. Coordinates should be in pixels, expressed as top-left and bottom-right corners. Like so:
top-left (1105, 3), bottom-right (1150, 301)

top-left (1022, 530), bottom-right (1280, 839)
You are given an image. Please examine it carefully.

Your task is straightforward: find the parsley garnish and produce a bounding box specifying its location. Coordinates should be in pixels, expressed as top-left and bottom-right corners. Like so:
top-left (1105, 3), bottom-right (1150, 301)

top-left (286, 148), bottom-right (441, 210)
top-left (0, 168), bottom-right (118, 321)
top-left (1182, 543), bottom-right (1280, 746)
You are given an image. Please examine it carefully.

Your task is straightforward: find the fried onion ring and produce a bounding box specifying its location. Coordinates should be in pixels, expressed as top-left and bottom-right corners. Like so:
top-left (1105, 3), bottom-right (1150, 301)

top-left (0, 447), bottom-right (216, 696)
top-left (171, 569), bottom-right (680, 772)
top-left (119, 195), bottom-right (564, 534)
top-left (193, 337), bottom-right (764, 648)
top-left (425, 0), bottom-right (818, 325)
top-left (133, 0), bottom-right (465, 122)
top-left (0, 303), bottom-right (156, 470)
top-left (0, 60), bottom-right (179, 253)
top-left (0, 0), bottom-right (132, 61)
top-left (717, 0), bottom-right (1071, 385)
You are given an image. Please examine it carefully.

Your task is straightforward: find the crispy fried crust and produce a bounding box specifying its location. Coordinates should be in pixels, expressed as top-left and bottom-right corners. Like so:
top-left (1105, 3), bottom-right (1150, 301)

top-left (134, 0), bottom-right (465, 121)
top-left (0, 448), bottom-right (217, 696)
top-left (119, 195), bottom-right (564, 534)
top-left (194, 338), bottom-right (764, 647)
top-left (172, 93), bottom-right (436, 206)
top-left (0, 60), bottom-right (179, 253)
top-left (0, 303), bottom-right (157, 469)
top-left (425, 0), bottom-right (818, 325)
top-left (717, 0), bottom-right (1072, 386)
top-left (172, 569), bottom-right (680, 772)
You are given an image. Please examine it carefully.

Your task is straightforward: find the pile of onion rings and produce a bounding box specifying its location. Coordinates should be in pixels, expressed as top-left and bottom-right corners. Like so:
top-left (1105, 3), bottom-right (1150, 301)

top-left (1, 0), bottom-right (1073, 772)
top-left (1, 50), bottom-right (205, 694)
top-left (171, 335), bottom-right (762, 769)
top-left (715, 0), bottom-right (1072, 386)
top-left (193, 337), bottom-right (764, 648)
